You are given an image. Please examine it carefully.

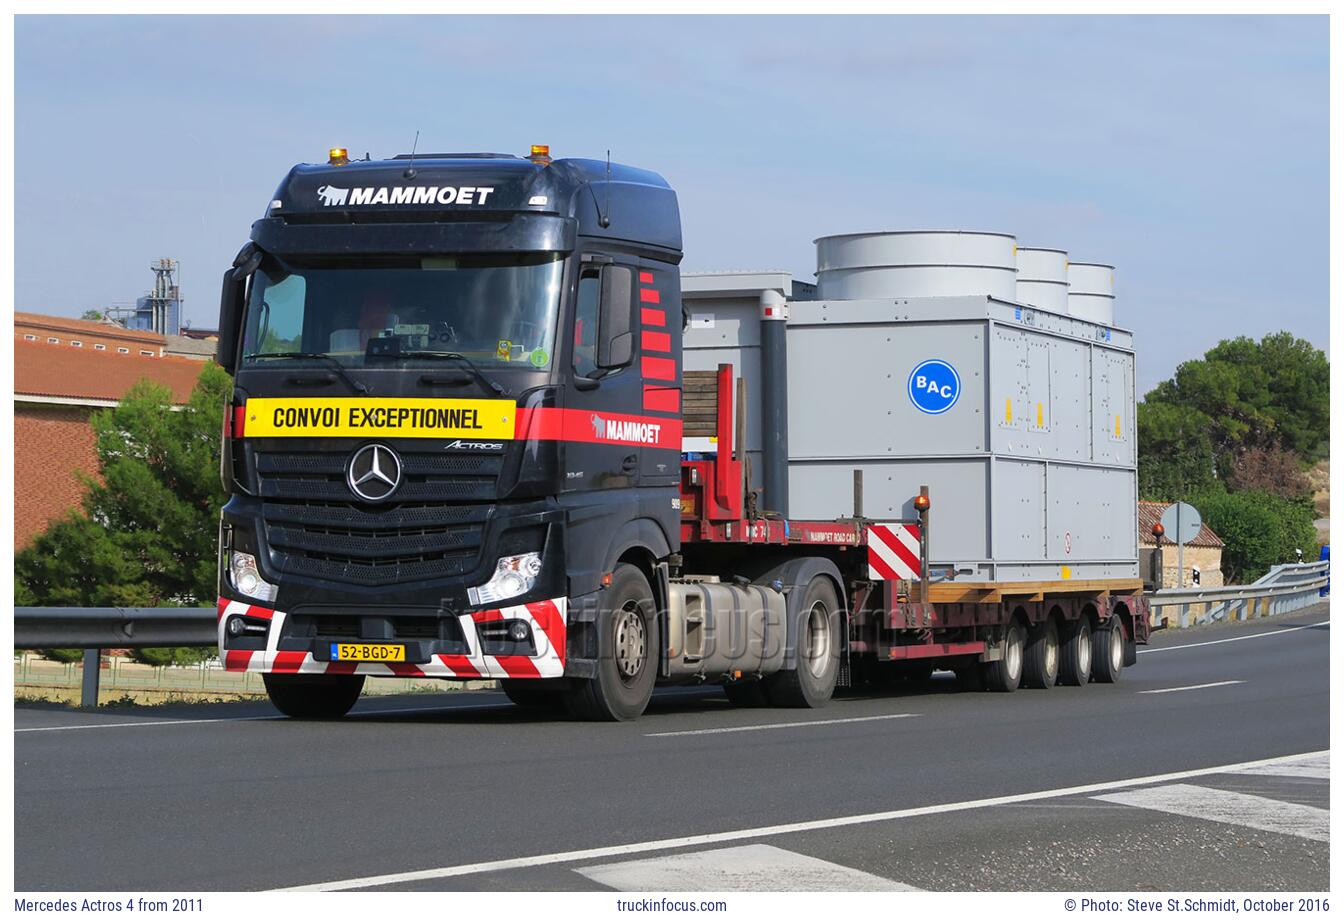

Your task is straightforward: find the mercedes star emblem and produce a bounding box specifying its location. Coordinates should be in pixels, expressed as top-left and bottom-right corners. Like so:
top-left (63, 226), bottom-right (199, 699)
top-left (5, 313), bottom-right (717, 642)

top-left (347, 443), bottom-right (402, 502)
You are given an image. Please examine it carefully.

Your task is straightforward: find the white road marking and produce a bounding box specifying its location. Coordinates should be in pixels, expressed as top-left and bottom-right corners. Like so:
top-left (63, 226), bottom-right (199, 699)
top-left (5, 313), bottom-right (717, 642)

top-left (1140, 620), bottom-right (1328, 654)
top-left (1094, 783), bottom-right (1330, 842)
top-left (576, 844), bottom-right (919, 892)
top-left (13, 701), bottom-right (506, 733)
top-left (273, 749), bottom-right (1327, 891)
top-left (1230, 751), bottom-right (1330, 780)
top-left (646, 713), bottom-right (919, 737)
top-left (1139, 680), bottom-right (1243, 695)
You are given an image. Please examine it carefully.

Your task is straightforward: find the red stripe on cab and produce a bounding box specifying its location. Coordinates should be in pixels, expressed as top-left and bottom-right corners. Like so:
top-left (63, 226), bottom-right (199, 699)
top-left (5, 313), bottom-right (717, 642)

top-left (639, 288), bottom-right (661, 304)
top-left (639, 271), bottom-right (654, 284)
top-left (643, 386), bottom-right (680, 414)
top-left (642, 330), bottom-right (671, 352)
top-left (641, 356), bottom-right (676, 381)
top-left (641, 308), bottom-right (666, 327)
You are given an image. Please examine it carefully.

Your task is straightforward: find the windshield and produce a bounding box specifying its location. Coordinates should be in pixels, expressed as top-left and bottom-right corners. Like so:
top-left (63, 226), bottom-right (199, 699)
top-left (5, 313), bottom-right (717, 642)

top-left (241, 253), bottom-right (564, 369)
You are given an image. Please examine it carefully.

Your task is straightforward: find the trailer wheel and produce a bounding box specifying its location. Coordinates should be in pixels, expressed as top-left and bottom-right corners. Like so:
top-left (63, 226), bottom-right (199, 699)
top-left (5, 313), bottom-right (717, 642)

top-left (262, 673), bottom-right (364, 719)
top-left (1058, 617), bottom-right (1092, 686)
top-left (1024, 617), bottom-right (1060, 689)
top-left (1091, 617), bottom-right (1124, 684)
top-left (501, 678), bottom-right (566, 709)
top-left (982, 619), bottom-right (1025, 692)
top-left (724, 680), bottom-right (770, 707)
top-left (764, 576), bottom-right (841, 708)
top-left (563, 563), bottom-right (657, 721)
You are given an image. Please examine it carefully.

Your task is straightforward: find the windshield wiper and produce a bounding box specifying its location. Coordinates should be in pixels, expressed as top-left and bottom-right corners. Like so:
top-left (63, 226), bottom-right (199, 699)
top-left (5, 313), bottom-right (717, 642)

top-left (243, 352), bottom-right (370, 395)
top-left (387, 351), bottom-right (509, 396)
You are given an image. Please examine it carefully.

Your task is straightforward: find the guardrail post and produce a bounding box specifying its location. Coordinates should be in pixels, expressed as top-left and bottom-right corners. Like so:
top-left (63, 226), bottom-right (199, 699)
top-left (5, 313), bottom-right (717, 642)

top-left (1178, 603), bottom-right (1190, 629)
top-left (81, 648), bottom-right (101, 708)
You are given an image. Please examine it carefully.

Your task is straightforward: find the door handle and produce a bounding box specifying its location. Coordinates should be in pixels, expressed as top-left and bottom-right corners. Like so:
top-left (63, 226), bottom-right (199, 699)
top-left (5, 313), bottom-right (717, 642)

top-left (621, 454), bottom-right (638, 472)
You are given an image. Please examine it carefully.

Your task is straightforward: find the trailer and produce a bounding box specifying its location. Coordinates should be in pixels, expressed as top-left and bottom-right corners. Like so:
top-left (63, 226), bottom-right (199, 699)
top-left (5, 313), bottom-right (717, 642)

top-left (212, 145), bottom-right (1147, 721)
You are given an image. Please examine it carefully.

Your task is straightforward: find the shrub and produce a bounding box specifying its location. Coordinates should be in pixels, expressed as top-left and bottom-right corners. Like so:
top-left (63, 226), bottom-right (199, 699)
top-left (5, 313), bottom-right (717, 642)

top-left (40, 648), bottom-right (85, 664)
top-left (130, 646), bottom-right (215, 667)
top-left (1189, 487), bottom-right (1318, 583)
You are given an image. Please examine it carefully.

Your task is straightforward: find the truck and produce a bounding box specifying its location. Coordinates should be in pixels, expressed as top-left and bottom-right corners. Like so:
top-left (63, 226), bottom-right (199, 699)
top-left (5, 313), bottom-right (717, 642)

top-left (214, 145), bottom-right (1149, 721)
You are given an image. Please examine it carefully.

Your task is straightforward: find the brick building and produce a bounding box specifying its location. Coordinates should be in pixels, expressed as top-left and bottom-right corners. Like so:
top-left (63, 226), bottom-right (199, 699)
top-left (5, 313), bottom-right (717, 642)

top-left (15, 312), bottom-right (167, 357)
top-left (1138, 500), bottom-right (1226, 589)
top-left (15, 336), bottom-right (206, 548)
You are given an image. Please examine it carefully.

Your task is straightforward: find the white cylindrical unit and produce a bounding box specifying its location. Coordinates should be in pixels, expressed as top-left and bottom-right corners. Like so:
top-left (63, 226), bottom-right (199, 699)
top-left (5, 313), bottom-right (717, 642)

top-left (1015, 247), bottom-right (1069, 314)
top-left (815, 230), bottom-right (1018, 301)
top-left (1067, 262), bottom-right (1115, 325)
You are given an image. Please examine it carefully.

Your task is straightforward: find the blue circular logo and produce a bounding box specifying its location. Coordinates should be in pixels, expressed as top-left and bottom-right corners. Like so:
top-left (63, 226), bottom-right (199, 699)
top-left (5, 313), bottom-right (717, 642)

top-left (907, 359), bottom-right (961, 415)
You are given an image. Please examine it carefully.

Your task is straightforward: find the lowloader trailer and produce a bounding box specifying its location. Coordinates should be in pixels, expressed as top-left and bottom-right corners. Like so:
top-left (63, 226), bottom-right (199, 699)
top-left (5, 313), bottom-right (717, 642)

top-left (214, 145), bottom-right (1147, 721)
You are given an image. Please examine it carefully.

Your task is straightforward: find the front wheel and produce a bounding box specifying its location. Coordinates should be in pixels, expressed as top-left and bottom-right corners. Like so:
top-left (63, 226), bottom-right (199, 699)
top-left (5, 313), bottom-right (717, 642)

top-left (563, 563), bottom-right (657, 721)
top-left (763, 576), bottom-right (842, 708)
top-left (263, 673), bottom-right (364, 719)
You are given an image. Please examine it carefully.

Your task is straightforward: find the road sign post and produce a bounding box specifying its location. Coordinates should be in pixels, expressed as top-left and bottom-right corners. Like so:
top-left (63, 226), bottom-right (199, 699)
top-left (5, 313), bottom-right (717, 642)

top-left (1160, 502), bottom-right (1203, 590)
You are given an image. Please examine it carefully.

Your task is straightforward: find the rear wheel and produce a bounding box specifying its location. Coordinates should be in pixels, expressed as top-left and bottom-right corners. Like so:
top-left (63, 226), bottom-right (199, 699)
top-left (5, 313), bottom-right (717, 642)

top-left (263, 673), bottom-right (364, 719)
top-left (1091, 617), bottom-right (1125, 683)
top-left (1024, 617), bottom-right (1060, 689)
top-left (982, 620), bottom-right (1025, 692)
top-left (764, 576), bottom-right (842, 708)
top-left (563, 563), bottom-right (657, 721)
top-left (501, 678), bottom-right (566, 709)
top-left (1058, 617), bottom-right (1093, 686)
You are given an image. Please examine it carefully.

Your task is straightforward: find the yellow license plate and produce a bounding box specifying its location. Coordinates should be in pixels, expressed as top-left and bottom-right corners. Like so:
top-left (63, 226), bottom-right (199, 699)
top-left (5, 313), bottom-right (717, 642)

top-left (332, 643), bottom-right (406, 662)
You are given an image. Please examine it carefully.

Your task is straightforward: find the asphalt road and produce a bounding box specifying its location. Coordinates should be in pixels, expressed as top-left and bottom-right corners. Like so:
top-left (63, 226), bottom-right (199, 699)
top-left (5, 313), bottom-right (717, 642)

top-left (14, 604), bottom-right (1330, 892)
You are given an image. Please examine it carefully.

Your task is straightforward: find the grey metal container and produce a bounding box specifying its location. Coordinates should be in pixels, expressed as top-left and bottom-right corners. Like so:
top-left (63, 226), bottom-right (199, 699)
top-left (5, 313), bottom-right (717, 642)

top-left (1067, 261), bottom-right (1116, 325)
top-left (815, 230), bottom-right (1018, 301)
top-left (784, 296), bottom-right (1136, 581)
top-left (1015, 246), bottom-right (1070, 315)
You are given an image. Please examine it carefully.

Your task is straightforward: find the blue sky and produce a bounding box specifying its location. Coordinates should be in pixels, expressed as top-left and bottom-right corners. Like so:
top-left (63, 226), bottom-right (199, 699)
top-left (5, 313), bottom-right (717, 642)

top-left (15, 14), bottom-right (1328, 392)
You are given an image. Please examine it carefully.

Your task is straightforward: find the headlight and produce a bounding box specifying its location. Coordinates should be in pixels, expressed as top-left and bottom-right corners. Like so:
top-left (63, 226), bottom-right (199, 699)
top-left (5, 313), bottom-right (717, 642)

top-left (229, 550), bottom-right (278, 603)
top-left (468, 552), bottom-right (542, 606)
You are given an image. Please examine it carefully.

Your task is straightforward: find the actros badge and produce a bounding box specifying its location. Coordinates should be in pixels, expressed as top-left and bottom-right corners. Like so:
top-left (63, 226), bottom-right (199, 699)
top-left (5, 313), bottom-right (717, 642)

top-left (907, 359), bottom-right (961, 415)
top-left (347, 443), bottom-right (402, 501)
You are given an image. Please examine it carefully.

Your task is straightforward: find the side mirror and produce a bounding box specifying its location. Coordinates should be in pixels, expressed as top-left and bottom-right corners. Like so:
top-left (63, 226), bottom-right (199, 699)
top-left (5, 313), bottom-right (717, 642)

top-left (216, 268), bottom-right (246, 374)
top-left (216, 243), bottom-right (263, 374)
top-left (596, 265), bottom-right (633, 369)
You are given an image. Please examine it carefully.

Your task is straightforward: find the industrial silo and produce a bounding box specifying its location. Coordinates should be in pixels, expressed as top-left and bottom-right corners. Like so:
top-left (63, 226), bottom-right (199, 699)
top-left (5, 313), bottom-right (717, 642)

top-left (1067, 262), bottom-right (1116, 325)
top-left (1015, 247), bottom-right (1070, 314)
top-left (814, 230), bottom-right (1018, 301)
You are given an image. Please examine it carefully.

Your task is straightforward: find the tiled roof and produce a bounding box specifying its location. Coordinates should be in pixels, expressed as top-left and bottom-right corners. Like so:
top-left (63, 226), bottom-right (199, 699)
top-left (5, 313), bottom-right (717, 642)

top-left (15, 312), bottom-right (166, 346)
top-left (1138, 500), bottom-right (1225, 548)
top-left (14, 339), bottom-right (205, 405)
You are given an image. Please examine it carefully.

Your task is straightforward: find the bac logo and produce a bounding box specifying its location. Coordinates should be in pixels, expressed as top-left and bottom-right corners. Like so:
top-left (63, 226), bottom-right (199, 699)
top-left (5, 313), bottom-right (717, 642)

top-left (907, 359), bottom-right (961, 415)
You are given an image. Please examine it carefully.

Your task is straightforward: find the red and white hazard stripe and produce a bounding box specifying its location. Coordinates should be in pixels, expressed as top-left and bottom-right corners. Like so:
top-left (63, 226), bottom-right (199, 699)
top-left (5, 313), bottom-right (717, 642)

top-left (217, 596), bottom-right (568, 679)
top-left (867, 524), bottom-right (922, 581)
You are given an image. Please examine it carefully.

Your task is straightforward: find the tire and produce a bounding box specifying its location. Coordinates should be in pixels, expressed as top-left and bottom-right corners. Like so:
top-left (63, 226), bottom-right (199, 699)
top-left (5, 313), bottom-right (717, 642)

top-left (1023, 617), bottom-right (1060, 689)
top-left (263, 673), bottom-right (364, 719)
top-left (1091, 617), bottom-right (1125, 684)
top-left (763, 576), bottom-right (842, 708)
top-left (1058, 617), bottom-right (1093, 687)
top-left (563, 563), bottom-right (657, 721)
top-left (724, 680), bottom-right (770, 707)
top-left (501, 678), bottom-right (566, 709)
top-left (982, 619), bottom-right (1025, 692)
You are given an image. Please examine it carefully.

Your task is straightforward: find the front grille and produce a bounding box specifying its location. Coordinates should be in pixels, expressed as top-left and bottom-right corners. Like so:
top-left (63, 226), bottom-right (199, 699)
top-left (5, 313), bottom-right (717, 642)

top-left (254, 444), bottom-right (501, 586)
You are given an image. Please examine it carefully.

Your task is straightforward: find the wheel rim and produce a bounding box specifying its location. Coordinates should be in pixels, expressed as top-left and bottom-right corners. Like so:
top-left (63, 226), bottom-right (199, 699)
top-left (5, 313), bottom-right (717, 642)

top-left (803, 600), bottom-right (832, 679)
top-left (614, 603), bottom-right (647, 682)
top-left (1006, 628), bottom-right (1023, 679)
top-left (1110, 624), bottom-right (1123, 671)
top-left (1045, 628), bottom-right (1058, 676)
top-left (1079, 626), bottom-right (1092, 676)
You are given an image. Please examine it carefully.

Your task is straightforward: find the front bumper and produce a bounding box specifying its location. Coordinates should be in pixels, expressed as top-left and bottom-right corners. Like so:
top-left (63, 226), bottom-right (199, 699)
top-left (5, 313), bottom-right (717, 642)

top-left (217, 595), bottom-right (567, 679)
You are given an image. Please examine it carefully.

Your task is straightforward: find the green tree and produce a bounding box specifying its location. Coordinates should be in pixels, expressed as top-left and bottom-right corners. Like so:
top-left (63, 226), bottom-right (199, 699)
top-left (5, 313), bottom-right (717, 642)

top-left (1189, 486), bottom-right (1318, 583)
top-left (80, 309), bottom-right (104, 321)
top-left (1138, 331), bottom-right (1328, 497)
top-left (16, 364), bottom-right (231, 664)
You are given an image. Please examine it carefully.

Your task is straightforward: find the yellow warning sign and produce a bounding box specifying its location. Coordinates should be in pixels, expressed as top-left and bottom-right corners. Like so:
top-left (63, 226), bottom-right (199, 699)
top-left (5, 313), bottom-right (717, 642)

top-left (1114, 414), bottom-right (1122, 438)
top-left (243, 397), bottom-right (516, 439)
top-left (1036, 402), bottom-right (1044, 428)
top-left (1005, 398), bottom-right (1013, 424)
top-left (1061, 565), bottom-right (1072, 580)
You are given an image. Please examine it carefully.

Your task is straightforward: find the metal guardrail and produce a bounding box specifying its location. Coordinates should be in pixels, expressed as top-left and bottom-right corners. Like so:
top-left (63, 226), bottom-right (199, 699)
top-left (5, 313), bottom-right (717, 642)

top-left (14, 607), bottom-right (213, 707)
top-left (1148, 560), bottom-right (1330, 629)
